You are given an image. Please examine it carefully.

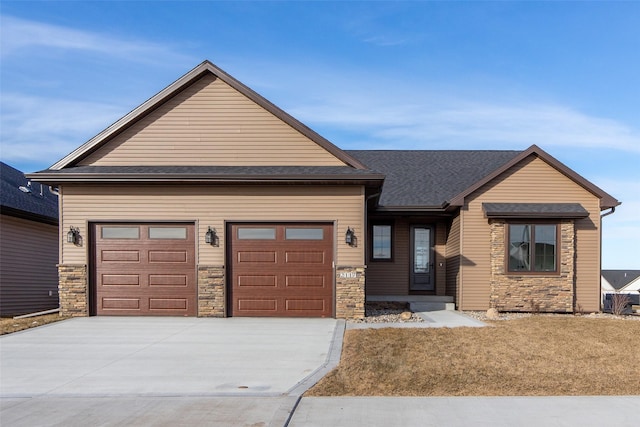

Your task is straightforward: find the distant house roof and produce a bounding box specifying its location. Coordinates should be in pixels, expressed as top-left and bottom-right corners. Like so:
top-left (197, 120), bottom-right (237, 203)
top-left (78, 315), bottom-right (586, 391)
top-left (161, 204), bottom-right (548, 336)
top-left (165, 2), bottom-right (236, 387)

top-left (601, 270), bottom-right (640, 291)
top-left (347, 149), bottom-right (520, 209)
top-left (0, 162), bottom-right (58, 224)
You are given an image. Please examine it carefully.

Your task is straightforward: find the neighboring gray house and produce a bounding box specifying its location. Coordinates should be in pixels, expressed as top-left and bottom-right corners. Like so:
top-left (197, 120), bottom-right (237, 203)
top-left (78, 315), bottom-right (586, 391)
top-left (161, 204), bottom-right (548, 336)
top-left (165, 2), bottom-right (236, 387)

top-left (0, 162), bottom-right (59, 316)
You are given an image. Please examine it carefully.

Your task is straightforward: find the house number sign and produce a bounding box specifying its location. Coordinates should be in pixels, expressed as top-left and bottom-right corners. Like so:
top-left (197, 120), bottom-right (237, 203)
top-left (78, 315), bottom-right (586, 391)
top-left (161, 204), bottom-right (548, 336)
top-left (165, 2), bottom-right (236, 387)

top-left (339, 272), bottom-right (358, 279)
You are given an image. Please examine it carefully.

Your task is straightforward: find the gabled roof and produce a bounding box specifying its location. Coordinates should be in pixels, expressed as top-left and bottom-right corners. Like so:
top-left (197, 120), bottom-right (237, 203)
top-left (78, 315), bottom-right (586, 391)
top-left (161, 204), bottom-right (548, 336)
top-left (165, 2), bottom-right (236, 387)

top-left (348, 145), bottom-right (619, 211)
top-left (346, 150), bottom-right (521, 209)
top-left (50, 60), bottom-right (367, 171)
top-left (448, 145), bottom-right (620, 210)
top-left (601, 270), bottom-right (640, 291)
top-left (0, 162), bottom-right (58, 224)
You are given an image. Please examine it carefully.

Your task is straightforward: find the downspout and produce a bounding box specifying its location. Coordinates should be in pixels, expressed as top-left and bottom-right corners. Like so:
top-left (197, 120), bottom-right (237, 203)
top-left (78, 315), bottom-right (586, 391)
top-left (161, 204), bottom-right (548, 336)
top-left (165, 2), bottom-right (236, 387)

top-left (598, 206), bottom-right (616, 312)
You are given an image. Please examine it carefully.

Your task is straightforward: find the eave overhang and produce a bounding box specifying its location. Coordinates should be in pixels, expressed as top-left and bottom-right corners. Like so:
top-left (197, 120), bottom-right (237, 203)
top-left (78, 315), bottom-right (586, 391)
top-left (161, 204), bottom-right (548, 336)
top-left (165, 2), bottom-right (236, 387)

top-left (26, 167), bottom-right (385, 187)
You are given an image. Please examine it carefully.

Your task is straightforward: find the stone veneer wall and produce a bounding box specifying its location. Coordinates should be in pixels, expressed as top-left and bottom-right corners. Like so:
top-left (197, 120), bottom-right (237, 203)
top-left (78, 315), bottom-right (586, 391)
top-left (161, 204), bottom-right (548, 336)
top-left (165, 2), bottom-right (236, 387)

top-left (197, 265), bottom-right (225, 317)
top-left (490, 220), bottom-right (575, 313)
top-left (58, 264), bottom-right (88, 317)
top-left (336, 266), bottom-right (365, 319)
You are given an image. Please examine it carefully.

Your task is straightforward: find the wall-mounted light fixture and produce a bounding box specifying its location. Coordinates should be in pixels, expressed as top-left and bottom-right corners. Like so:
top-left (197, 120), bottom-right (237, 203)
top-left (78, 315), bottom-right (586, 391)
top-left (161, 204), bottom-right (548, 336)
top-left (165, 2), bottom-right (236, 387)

top-left (205, 226), bottom-right (219, 246)
top-left (67, 226), bottom-right (80, 245)
top-left (345, 227), bottom-right (355, 246)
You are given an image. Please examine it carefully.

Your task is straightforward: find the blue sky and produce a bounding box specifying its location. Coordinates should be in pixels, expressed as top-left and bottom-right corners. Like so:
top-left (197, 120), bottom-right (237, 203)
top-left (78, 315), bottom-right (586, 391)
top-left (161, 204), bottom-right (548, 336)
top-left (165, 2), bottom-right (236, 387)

top-left (1, 1), bottom-right (638, 268)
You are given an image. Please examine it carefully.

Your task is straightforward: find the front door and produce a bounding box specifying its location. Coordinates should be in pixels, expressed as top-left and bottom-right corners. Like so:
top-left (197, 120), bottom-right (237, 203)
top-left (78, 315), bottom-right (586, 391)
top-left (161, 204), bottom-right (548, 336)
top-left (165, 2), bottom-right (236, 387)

top-left (410, 225), bottom-right (435, 291)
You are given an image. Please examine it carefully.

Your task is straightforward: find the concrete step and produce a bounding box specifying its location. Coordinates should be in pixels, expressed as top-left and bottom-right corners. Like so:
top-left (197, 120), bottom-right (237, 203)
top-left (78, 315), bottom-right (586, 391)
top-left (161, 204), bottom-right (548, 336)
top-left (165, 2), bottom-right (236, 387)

top-left (409, 301), bottom-right (455, 312)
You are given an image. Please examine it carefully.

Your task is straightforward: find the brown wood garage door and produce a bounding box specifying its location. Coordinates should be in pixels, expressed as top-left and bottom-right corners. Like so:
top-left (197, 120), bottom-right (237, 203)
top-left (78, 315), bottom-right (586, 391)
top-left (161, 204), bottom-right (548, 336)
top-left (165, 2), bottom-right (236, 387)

top-left (93, 223), bottom-right (196, 316)
top-left (230, 223), bottom-right (334, 317)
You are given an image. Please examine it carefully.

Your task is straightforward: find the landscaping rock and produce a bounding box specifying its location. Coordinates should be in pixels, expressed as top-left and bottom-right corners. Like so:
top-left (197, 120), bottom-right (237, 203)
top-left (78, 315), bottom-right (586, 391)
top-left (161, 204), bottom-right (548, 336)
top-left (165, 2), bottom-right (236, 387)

top-left (399, 311), bottom-right (413, 320)
top-left (486, 308), bottom-right (500, 320)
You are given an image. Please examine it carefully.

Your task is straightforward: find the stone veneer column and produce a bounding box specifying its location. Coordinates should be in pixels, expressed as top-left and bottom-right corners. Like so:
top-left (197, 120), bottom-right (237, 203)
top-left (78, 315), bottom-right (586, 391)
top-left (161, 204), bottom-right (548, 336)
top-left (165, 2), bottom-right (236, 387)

top-left (335, 266), bottom-right (365, 319)
top-left (58, 264), bottom-right (88, 317)
top-left (198, 265), bottom-right (225, 317)
top-left (490, 220), bottom-right (575, 313)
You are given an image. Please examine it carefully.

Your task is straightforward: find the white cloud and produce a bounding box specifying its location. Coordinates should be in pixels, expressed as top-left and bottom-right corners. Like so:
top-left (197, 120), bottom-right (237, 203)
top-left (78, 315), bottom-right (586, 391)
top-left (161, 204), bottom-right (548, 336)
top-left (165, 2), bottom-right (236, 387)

top-left (1, 93), bottom-right (124, 166)
top-left (286, 84), bottom-right (640, 153)
top-left (0, 15), bottom-right (193, 65)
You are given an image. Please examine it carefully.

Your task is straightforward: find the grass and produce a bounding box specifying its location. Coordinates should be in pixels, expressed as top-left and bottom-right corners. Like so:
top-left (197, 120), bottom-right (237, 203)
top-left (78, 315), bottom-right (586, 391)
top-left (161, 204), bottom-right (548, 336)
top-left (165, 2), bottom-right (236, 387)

top-left (308, 316), bottom-right (640, 396)
top-left (0, 313), bottom-right (69, 335)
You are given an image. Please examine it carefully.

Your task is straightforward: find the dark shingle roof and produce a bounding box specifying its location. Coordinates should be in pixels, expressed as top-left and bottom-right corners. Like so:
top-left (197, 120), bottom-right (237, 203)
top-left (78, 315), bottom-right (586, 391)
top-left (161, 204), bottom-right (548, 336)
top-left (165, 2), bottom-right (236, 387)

top-left (347, 150), bottom-right (521, 207)
top-left (0, 162), bottom-right (58, 223)
top-left (602, 270), bottom-right (640, 291)
top-left (482, 203), bottom-right (589, 218)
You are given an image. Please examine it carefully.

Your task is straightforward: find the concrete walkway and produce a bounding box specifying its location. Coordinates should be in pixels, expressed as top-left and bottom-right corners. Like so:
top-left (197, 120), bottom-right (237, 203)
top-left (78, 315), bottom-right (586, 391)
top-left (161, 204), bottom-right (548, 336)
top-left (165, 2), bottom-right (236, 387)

top-left (289, 396), bottom-right (640, 427)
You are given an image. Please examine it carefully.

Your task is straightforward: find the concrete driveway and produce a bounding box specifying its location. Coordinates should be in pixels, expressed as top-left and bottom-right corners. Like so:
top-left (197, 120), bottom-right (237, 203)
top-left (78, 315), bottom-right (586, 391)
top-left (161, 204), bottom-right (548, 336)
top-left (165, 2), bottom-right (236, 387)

top-left (0, 316), bottom-right (340, 426)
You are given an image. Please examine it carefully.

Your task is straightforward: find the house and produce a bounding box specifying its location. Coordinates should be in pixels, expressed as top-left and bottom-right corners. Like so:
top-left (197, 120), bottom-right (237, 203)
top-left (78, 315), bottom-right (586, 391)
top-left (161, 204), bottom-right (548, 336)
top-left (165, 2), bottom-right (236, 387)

top-left (28, 60), bottom-right (620, 318)
top-left (1, 162), bottom-right (59, 317)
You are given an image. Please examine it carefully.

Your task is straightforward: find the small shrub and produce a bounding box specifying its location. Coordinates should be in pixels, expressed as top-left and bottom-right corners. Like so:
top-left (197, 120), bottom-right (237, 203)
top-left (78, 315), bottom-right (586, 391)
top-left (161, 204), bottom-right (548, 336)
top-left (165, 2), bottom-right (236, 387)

top-left (610, 293), bottom-right (631, 316)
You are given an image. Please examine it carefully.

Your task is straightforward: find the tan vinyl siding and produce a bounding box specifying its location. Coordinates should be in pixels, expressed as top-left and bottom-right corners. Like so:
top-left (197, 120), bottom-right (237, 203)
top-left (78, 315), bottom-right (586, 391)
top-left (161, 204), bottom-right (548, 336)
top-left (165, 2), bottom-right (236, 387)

top-left (459, 156), bottom-right (602, 311)
top-left (366, 218), bottom-right (409, 295)
top-left (0, 215), bottom-right (59, 316)
top-left (79, 75), bottom-right (345, 167)
top-left (434, 222), bottom-right (447, 296)
top-left (445, 214), bottom-right (461, 301)
top-left (59, 185), bottom-right (364, 267)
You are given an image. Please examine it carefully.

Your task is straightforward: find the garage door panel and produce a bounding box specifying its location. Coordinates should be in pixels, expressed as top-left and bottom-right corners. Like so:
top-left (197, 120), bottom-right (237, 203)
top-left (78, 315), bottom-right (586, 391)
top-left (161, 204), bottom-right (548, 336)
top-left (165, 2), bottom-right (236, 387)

top-left (237, 251), bottom-right (277, 263)
top-left (148, 275), bottom-right (188, 287)
top-left (94, 223), bottom-right (196, 316)
top-left (237, 299), bottom-right (277, 312)
top-left (285, 299), bottom-right (325, 311)
top-left (285, 251), bottom-right (325, 264)
top-left (102, 274), bottom-right (140, 286)
top-left (285, 275), bottom-right (326, 288)
top-left (237, 275), bottom-right (277, 287)
top-left (102, 298), bottom-right (141, 310)
top-left (148, 250), bottom-right (188, 263)
top-left (101, 250), bottom-right (140, 262)
top-left (149, 298), bottom-right (188, 310)
top-left (231, 223), bottom-right (333, 317)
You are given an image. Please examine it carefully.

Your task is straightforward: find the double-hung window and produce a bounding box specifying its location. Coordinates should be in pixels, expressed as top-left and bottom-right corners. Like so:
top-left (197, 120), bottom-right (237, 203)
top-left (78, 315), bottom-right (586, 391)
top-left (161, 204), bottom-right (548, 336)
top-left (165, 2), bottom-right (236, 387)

top-left (508, 224), bottom-right (557, 273)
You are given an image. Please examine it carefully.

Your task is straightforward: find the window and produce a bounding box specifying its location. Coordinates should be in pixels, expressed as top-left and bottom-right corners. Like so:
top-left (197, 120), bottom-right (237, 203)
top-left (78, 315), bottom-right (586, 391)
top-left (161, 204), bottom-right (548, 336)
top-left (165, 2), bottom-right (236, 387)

top-left (372, 224), bottom-right (392, 260)
top-left (285, 228), bottom-right (324, 240)
top-left (149, 227), bottom-right (187, 239)
top-left (101, 226), bottom-right (139, 239)
top-left (237, 227), bottom-right (276, 240)
top-left (508, 224), bottom-right (557, 272)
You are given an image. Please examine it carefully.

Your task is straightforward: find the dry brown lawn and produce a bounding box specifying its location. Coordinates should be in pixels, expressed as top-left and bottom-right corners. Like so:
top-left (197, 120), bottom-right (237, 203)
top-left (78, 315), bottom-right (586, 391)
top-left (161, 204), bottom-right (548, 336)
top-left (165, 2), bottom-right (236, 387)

top-left (308, 316), bottom-right (640, 396)
top-left (0, 313), bottom-right (69, 335)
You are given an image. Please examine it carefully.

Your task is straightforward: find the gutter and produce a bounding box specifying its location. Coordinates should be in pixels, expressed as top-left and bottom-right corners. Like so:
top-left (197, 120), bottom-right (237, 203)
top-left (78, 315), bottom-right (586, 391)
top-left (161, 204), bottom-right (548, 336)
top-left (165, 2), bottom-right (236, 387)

top-left (600, 206), bottom-right (616, 218)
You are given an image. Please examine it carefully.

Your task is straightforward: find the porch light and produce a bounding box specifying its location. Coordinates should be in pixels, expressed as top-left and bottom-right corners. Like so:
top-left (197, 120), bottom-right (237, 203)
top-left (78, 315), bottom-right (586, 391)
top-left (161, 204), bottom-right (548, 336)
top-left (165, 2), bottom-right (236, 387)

top-left (67, 226), bottom-right (80, 245)
top-left (345, 227), bottom-right (355, 246)
top-left (205, 226), bottom-right (219, 246)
